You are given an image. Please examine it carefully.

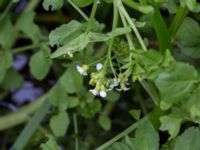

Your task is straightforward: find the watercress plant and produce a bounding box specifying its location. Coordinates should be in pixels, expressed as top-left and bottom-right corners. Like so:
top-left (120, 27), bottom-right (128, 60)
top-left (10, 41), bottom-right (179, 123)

top-left (1, 0), bottom-right (200, 149)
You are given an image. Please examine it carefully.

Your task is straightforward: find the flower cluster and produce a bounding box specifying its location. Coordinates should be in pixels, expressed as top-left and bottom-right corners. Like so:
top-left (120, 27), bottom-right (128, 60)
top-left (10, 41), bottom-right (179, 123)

top-left (76, 63), bottom-right (130, 98)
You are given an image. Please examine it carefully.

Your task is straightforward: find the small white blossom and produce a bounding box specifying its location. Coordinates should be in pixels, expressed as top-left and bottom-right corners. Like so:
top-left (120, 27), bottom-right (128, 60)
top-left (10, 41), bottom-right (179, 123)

top-left (89, 89), bottom-right (98, 96)
top-left (89, 89), bottom-right (107, 98)
top-left (116, 87), bottom-right (130, 91)
top-left (96, 63), bottom-right (103, 71)
top-left (76, 65), bottom-right (87, 76)
top-left (107, 78), bottom-right (119, 91)
top-left (99, 91), bottom-right (107, 97)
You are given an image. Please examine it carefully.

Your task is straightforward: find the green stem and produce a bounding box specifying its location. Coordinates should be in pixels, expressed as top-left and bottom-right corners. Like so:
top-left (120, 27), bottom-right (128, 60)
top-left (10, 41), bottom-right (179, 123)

top-left (12, 42), bottom-right (48, 53)
top-left (95, 121), bottom-right (138, 150)
top-left (12, 97), bottom-right (50, 150)
top-left (23, 0), bottom-right (40, 12)
top-left (117, 0), bottom-right (147, 51)
top-left (86, 0), bottom-right (99, 33)
top-left (150, 4), bottom-right (172, 52)
top-left (0, 94), bottom-right (47, 131)
top-left (169, 6), bottom-right (188, 40)
top-left (73, 113), bottom-right (79, 150)
top-left (0, 1), bottom-right (13, 22)
top-left (140, 80), bottom-right (159, 105)
top-left (119, 9), bottom-right (134, 49)
top-left (68, 0), bottom-right (89, 21)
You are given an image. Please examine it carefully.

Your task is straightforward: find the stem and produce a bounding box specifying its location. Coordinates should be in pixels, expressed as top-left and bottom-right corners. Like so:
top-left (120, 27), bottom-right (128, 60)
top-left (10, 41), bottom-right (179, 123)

top-left (0, 1), bottom-right (13, 22)
top-left (68, 0), bottom-right (89, 21)
top-left (86, 0), bottom-right (99, 33)
top-left (140, 80), bottom-right (159, 105)
top-left (117, 0), bottom-right (147, 51)
top-left (150, 5), bottom-right (172, 52)
top-left (169, 6), bottom-right (188, 40)
top-left (119, 10), bottom-right (134, 50)
top-left (73, 113), bottom-right (79, 150)
top-left (23, 0), bottom-right (40, 12)
top-left (12, 42), bottom-right (49, 53)
top-left (0, 94), bottom-right (47, 131)
top-left (95, 121), bottom-right (138, 150)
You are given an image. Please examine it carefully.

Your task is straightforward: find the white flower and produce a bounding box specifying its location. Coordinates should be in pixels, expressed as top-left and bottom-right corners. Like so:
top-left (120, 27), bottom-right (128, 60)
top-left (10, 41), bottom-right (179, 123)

top-left (107, 78), bottom-right (119, 91)
top-left (96, 63), bottom-right (103, 71)
top-left (76, 65), bottom-right (87, 76)
top-left (99, 91), bottom-right (107, 97)
top-left (116, 86), bottom-right (130, 91)
top-left (89, 89), bottom-right (98, 96)
top-left (89, 89), bottom-right (107, 98)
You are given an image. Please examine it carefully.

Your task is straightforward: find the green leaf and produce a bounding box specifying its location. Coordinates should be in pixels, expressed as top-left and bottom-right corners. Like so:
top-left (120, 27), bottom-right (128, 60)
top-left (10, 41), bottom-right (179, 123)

top-left (98, 115), bottom-right (111, 131)
top-left (0, 17), bottom-right (16, 49)
top-left (29, 46), bottom-right (52, 80)
top-left (43, 0), bottom-right (64, 11)
top-left (176, 17), bottom-right (200, 58)
top-left (12, 98), bottom-right (50, 150)
top-left (0, 51), bottom-right (13, 83)
top-left (155, 62), bottom-right (198, 110)
top-left (129, 109), bottom-right (141, 121)
top-left (72, 0), bottom-right (93, 8)
top-left (173, 127), bottom-right (200, 150)
top-left (79, 99), bottom-right (101, 118)
top-left (2, 68), bottom-right (23, 89)
top-left (40, 135), bottom-right (60, 150)
top-left (134, 118), bottom-right (159, 150)
top-left (59, 68), bottom-right (83, 93)
top-left (48, 84), bottom-right (68, 111)
top-left (16, 11), bottom-right (40, 44)
top-left (49, 20), bottom-right (82, 47)
top-left (67, 96), bottom-right (80, 108)
top-left (185, 0), bottom-right (196, 11)
top-left (106, 142), bottom-right (132, 150)
top-left (51, 27), bottom-right (131, 58)
top-left (51, 33), bottom-right (89, 58)
top-left (50, 111), bottom-right (70, 137)
top-left (160, 114), bottom-right (183, 139)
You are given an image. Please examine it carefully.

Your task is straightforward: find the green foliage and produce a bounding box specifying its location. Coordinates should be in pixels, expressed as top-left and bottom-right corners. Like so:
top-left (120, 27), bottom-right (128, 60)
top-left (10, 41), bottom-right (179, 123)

top-left (160, 114), bottom-right (183, 139)
top-left (134, 118), bottom-right (159, 150)
top-left (42, 0), bottom-right (64, 11)
top-left (173, 127), bottom-right (200, 150)
top-left (176, 17), bottom-right (200, 58)
top-left (98, 115), bottom-right (111, 131)
top-left (0, 17), bottom-right (16, 49)
top-left (29, 46), bottom-right (52, 80)
top-left (2, 0), bottom-right (200, 149)
top-left (16, 11), bottom-right (41, 44)
top-left (72, 0), bottom-right (94, 8)
top-left (155, 62), bottom-right (198, 110)
top-left (0, 51), bottom-right (12, 83)
top-left (40, 135), bottom-right (60, 150)
top-left (50, 111), bottom-right (70, 137)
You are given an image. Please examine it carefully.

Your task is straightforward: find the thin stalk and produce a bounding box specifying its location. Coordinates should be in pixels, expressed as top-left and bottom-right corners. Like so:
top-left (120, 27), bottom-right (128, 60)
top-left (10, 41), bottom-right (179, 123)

top-left (12, 42), bottom-right (49, 53)
top-left (117, 0), bottom-right (147, 51)
top-left (140, 80), bottom-right (159, 105)
top-left (119, 10), bottom-right (134, 50)
top-left (68, 0), bottom-right (89, 21)
top-left (86, 0), bottom-right (99, 33)
top-left (0, 94), bottom-right (47, 131)
top-left (0, 1), bottom-right (13, 22)
top-left (23, 0), bottom-right (40, 12)
top-left (95, 121), bottom-right (138, 150)
top-left (106, 0), bottom-right (119, 78)
top-left (169, 6), bottom-right (188, 40)
top-left (73, 113), bottom-right (79, 150)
